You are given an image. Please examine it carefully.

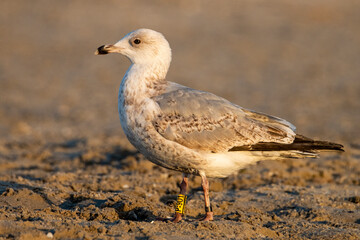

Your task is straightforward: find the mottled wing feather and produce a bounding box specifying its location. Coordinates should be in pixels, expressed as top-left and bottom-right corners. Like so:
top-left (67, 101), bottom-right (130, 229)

top-left (152, 82), bottom-right (296, 152)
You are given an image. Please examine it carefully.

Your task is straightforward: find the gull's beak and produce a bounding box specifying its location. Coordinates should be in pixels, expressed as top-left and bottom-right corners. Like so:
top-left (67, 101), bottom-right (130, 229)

top-left (94, 44), bottom-right (122, 55)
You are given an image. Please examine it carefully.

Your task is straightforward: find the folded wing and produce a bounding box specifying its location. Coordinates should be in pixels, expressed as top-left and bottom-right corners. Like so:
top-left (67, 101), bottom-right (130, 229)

top-left (152, 83), bottom-right (296, 153)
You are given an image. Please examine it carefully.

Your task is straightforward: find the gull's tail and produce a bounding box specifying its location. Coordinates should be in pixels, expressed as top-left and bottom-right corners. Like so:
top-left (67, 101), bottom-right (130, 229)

top-left (204, 135), bottom-right (344, 178)
top-left (229, 134), bottom-right (344, 154)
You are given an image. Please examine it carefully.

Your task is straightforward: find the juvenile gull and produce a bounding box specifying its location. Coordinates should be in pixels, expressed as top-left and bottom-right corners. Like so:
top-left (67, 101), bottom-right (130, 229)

top-left (95, 29), bottom-right (343, 222)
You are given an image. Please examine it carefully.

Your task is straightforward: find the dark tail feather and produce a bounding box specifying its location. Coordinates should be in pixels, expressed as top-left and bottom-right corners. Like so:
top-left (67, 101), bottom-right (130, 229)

top-left (229, 134), bottom-right (344, 152)
top-left (292, 134), bottom-right (344, 152)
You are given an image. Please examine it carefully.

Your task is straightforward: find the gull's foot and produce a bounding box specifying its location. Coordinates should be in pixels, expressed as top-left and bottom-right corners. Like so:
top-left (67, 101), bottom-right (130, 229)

top-left (156, 212), bottom-right (183, 223)
top-left (170, 212), bottom-right (183, 223)
top-left (197, 212), bottom-right (214, 221)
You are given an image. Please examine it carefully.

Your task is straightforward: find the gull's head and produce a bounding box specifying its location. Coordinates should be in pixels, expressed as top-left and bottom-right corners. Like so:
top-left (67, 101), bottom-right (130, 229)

top-left (95, 29), bottom-right (172, 66)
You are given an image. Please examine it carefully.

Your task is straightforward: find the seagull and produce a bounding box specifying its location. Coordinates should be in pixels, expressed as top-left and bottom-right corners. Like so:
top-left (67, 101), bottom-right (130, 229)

top-left (95, 29), bottom-right (344, 222)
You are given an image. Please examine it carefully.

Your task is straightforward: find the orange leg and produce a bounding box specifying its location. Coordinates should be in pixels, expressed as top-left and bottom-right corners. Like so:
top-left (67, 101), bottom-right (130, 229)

top-left (171, 174), bottom-right (188, 223)
top-left (199, 173), bottom-right (213, 221)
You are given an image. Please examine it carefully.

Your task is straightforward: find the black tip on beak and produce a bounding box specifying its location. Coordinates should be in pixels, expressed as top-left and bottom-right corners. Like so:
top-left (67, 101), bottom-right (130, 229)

top-left (95, 45), bottom-right (109, 55)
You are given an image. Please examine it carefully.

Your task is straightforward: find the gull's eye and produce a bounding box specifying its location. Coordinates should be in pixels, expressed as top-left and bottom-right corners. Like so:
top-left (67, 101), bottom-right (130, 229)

top-left (133, 39), bottom-right (141, 45)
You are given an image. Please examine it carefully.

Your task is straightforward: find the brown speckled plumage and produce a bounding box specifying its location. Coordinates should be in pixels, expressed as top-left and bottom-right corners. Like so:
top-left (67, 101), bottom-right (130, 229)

top-left (94, 28), bottom-right (343, 178)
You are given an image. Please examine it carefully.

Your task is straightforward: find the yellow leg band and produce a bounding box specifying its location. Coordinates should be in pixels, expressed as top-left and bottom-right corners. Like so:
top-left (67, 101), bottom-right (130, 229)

top-left (175, 194), bottom-right (187, 214)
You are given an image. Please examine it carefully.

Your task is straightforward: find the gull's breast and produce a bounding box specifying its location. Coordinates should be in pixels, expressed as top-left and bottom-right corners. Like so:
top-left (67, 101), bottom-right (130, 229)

top-left (118, 93), bottom-right (206, 174)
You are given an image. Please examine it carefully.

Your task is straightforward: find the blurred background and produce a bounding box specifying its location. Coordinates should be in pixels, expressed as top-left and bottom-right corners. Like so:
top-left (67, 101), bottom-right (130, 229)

top-left (1, 1), bottom-right (360, 238)
top-left (1, 0), bottom-right (359, 144)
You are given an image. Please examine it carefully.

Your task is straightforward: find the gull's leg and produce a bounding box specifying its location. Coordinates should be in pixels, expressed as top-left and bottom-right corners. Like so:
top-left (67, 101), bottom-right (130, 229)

top-left (171, 173), bottom-right (189, 223)
top-left (199, 173), bottom-right (214, 221)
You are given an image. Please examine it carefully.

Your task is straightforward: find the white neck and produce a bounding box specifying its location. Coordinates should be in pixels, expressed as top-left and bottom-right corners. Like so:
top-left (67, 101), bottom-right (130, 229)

top-left (130, 60), bottom-right (169, 82)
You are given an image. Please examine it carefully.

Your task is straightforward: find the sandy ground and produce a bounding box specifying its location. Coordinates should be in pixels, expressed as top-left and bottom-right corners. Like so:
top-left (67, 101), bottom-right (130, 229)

top-left (1, 0), bottom-right (360, 239)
